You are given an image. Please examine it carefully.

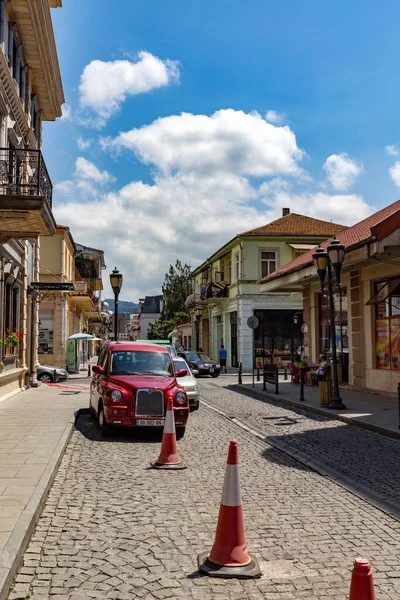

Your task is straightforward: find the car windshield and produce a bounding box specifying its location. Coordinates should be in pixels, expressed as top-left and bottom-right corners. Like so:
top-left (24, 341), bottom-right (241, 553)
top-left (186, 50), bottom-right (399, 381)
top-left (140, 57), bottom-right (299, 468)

top-left (173, 359), bottom-right (189, 372)
top-left (185, 352), bottom-right (212, 362)
top-left (110, 350), bottom-right (174, 376)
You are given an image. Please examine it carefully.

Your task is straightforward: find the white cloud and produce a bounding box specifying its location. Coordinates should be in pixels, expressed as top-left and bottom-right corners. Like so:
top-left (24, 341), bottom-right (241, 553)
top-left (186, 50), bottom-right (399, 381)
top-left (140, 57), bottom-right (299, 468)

top-left (323, 153), bottom-right (363, 191)
top-left (110, 109), bottom-right (307, 179)
top-left (386, 145), bottom-right (399, 156)
top-left (52, 109), bottom-right (376, 300)
top-left (76, 136), bottom-right (92, 151)
top-left (75, 157), bottom-right (114, 184)
top-left (79, 51), bottom-right (180, 125)
top-left (60, 104), bottom-right (71, 120)
top-left (389, 161), bottom-right (400, 187)
top-left (265, 110), bottom-right (286, 124)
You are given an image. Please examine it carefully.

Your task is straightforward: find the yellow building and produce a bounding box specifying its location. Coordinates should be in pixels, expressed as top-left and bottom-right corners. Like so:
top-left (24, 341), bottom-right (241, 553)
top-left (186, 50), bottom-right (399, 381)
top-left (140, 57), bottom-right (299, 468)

top-left (187, 209), bottom-right (346, 370)
top-left (39, 226), bottom-right (105, 370)
top-left (0, 0), bottom-right (64, 398)
top-left (260, 200), bottom-right (400, 395)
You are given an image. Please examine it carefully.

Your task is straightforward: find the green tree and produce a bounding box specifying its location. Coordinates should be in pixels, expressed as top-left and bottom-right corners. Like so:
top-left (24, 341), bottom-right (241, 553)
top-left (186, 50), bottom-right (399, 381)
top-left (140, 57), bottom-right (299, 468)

top-left (147, 318), bottom-right (175, 340)
top-left (160, 260), bottom-right (191, 322)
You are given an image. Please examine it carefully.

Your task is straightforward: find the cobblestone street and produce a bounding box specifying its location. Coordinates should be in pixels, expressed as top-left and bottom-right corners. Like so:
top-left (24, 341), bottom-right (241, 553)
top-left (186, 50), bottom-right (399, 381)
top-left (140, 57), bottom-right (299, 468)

top-left (7, 382), bottom-right (400, 600)
top-left (202, 377), bottom-right (400, 510)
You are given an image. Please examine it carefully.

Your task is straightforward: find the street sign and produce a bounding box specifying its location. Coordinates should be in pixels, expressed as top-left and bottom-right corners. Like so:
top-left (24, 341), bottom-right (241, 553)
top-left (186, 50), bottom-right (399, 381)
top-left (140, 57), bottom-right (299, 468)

top-left (247, 316), bottom-right (259, 330)
top-left (301, 323), bottom-right (308, 334)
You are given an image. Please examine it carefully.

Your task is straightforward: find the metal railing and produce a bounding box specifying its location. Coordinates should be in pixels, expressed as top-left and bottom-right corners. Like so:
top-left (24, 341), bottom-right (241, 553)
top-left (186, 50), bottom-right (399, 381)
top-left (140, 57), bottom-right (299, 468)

top-left (0, 148), bottom-right (52, 206)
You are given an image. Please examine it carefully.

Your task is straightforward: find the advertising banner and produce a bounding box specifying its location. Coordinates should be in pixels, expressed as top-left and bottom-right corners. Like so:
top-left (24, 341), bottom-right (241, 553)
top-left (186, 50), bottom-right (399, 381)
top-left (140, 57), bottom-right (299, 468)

top-left (390, 317), bottom-right (400, 371)
top-left (375, 318), bottom-right (390, 369)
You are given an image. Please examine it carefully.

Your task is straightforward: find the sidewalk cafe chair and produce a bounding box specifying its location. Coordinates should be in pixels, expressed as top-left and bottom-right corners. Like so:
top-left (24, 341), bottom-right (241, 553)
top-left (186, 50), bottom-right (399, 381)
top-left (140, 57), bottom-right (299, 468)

top-left (288, 363), bottom-right (299, 385)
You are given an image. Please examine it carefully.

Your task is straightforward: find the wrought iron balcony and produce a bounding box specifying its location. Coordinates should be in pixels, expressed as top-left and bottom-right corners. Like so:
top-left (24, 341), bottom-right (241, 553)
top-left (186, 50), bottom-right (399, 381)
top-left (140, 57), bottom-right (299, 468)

top-left (0, 147), bottom-right (52, 206)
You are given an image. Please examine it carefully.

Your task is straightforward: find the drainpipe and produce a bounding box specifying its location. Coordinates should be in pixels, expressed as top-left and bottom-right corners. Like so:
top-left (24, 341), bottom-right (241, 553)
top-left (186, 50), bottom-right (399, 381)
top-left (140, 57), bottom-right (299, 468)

top-left (60, 230), bottom-right (67, 362)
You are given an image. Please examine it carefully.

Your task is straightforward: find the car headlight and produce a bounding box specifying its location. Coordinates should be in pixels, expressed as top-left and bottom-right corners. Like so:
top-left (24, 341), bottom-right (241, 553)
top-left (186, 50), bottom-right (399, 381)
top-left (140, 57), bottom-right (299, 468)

top-left (111, 389), bottom-right (123, 401)
top-left (175, 391), bottom-right (187, 404)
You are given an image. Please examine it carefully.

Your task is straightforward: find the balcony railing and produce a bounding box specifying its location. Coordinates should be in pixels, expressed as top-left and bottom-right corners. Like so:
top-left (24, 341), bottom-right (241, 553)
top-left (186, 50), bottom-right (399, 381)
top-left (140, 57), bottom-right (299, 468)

top-left (0, 148), bottom-right (52, 206)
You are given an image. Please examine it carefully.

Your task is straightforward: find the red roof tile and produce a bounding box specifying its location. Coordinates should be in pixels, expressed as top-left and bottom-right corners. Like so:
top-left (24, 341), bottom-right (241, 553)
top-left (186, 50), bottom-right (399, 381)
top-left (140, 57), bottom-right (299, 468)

top-left (241, 213), bottom-right (347, 237)
top-left (262, 200), bottom-right (400, 283)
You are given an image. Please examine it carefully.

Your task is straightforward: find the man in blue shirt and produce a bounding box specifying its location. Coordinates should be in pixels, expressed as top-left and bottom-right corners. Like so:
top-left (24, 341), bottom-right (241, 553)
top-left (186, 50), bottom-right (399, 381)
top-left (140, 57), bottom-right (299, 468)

top-left (218, 344), bottom-right (228, 373)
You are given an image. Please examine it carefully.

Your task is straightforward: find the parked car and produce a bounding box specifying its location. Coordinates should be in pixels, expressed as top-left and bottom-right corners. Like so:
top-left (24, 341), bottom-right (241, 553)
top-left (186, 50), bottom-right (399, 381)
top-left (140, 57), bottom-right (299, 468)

top-left (177, 351), bottom-right (221, 378)
top-left (173, 357), bottom-right (199, 411)
top-left (90, 341), bottom-right (189, 437)
top-left (37, 365), bottom-right (68, 383)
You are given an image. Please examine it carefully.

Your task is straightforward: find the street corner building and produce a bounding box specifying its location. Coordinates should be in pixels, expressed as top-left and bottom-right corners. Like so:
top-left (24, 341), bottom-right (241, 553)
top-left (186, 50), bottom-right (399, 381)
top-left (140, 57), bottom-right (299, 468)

top-left (186, 208), bottom-right (347, 371)
top-left (260, 200), bottom-right (400, 395)
top-left (0, 0), bottom-right (64, 399)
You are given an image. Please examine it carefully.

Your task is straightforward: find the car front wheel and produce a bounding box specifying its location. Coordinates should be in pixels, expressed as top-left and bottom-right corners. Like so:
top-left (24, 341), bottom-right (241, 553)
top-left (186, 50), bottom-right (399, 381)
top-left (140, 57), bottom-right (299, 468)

top-left (211, 372), bottom-right (220, 378)
top-left (98, 406), bottom-right (112, 437)
top-left (37, 373), bottom-right (53, 383)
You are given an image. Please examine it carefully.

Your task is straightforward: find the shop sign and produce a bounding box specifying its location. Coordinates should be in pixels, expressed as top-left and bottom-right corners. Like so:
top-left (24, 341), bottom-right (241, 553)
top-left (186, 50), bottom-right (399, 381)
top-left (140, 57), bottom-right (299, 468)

top-left (390, 317), bottom-right (400, 371)
top-left (375, 318), bottom-right (390, 369)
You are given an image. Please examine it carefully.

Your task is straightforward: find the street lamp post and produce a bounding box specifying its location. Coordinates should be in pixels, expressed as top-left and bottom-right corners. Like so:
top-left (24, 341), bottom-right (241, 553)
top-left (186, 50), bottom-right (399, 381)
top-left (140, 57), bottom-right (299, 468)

top-left (313, 240), bottom-right (346, 410)
top-left (195, 307), bottom-right (202, 351)
top-left (293, 311), bottom-right (303, 356)
top-left (110, 267), bottom-right (123, 341)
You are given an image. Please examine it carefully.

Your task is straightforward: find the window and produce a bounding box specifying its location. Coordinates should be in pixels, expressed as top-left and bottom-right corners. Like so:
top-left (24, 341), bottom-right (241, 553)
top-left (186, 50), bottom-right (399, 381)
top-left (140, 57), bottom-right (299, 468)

top-left (38, 311), bottom-right (54, 355)
top-left (260, 251), bottom-right (277, 279)
top-left (227, 260), bottom-right (231, 284)
top-left (235, 253), bottom-right (240, 281)
top-left (372, 279), bottom-right (400, 371)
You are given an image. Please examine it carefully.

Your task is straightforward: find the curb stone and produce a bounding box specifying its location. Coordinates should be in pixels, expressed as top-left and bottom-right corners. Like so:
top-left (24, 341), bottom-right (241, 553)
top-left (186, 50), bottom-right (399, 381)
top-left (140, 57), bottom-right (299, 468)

top-left (0, 408), bottom-right (86, 600)
top-left (235, 383), bottom-right (400, 441)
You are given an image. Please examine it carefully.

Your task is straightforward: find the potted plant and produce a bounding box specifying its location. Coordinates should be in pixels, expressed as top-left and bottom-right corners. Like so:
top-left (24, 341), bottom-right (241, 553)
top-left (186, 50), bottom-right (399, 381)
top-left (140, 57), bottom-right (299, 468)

top-left (3, 329), bottom-right (21, 356)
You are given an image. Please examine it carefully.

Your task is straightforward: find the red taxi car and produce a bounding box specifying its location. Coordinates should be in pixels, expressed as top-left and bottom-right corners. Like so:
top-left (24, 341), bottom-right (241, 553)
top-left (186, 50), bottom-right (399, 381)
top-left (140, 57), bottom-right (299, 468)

top-left (90, 342), bottom-right (189, 437)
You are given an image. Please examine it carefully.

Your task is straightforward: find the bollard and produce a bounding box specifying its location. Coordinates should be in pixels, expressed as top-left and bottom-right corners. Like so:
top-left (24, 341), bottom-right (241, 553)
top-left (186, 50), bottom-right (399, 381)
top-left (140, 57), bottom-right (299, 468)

top-left (284, 366), bottom-right (288, 381)
top-left (398, 383), bottom-right (400, 429)
top-left (88, 364), bottom-right (91, 377)
top-left (256, 367), bottom-right (260, 381)
top-left (299, 368), bottom-right (305, 402)
top-left (238, 363), bottom-right (242, 385)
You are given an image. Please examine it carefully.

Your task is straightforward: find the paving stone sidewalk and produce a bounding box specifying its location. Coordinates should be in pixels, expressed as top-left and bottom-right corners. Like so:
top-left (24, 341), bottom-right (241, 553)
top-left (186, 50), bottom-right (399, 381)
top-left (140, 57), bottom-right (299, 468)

top-left (201, 378), bottom-right (400, 514)
top-left (0, 381), bottom-right (89, 600)
top-left (7, 405), bottom-right (400, 599)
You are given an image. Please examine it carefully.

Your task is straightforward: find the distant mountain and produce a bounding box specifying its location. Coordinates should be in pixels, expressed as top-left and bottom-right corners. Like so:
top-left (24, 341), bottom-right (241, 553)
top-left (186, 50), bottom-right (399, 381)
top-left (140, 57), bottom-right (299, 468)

top-left (104, 299), bottom-right (139, 313)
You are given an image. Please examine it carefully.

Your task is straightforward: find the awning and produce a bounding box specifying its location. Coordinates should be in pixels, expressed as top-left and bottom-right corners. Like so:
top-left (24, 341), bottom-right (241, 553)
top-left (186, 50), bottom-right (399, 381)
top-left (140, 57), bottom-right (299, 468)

top-left (366, 278), bottom-right (400, 305)
top-left (31, 282), bottom-right (75, 291)
top-left (287, 243), bottom-right (318, 251)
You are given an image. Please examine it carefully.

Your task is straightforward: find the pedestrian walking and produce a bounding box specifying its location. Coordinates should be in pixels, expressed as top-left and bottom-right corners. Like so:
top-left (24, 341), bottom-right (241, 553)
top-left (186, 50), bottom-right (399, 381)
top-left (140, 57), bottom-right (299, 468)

top-left (218, 343), bottom-right (228, 373)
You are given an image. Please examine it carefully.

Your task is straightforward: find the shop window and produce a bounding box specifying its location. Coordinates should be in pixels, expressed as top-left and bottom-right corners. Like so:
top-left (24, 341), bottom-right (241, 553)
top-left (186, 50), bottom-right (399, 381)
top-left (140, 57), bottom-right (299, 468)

top-left (38, 311), bottom-right (54, 355)
top-left (3, 283), bottom-right (19, 334)
top-left (370, 279), bottom-right (400, 370)
top-left (260, 251), bottom-right (277, 279)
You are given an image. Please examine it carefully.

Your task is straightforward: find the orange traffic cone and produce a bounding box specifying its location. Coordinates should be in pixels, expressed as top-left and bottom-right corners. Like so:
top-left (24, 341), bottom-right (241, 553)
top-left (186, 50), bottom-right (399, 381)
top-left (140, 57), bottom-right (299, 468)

top-left (197, 440), bottom-right (261, 578)
top-left (151, 396), bottom-right (186, 470)
top-left (349, 558), bottom-right (376, 600)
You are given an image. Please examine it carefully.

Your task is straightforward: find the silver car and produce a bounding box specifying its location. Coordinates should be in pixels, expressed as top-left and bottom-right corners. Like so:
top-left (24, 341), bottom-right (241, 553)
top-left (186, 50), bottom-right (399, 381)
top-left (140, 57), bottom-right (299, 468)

top-left (37, 365), bottom-right (68, 383)
top-left (173, 357), bottom-right (199, 411)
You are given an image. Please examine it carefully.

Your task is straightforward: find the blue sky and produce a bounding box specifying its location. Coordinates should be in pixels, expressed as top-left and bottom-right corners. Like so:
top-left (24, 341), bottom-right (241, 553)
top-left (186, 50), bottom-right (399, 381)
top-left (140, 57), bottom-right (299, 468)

top-left (43, 0), bottom-right (400, 300)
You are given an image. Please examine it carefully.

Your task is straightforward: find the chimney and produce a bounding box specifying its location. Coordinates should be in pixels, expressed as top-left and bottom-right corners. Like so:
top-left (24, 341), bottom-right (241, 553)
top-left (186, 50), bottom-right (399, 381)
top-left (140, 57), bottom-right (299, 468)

top-left (282, 208), bottom-right (290, 217)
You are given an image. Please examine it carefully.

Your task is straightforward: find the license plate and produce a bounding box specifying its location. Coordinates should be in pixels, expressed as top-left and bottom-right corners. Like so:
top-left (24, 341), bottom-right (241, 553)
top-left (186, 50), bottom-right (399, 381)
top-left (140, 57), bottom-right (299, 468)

top-left (209, 368), bottom-right (214, 373)
top-left (136, 419), bottom-right (164, 427)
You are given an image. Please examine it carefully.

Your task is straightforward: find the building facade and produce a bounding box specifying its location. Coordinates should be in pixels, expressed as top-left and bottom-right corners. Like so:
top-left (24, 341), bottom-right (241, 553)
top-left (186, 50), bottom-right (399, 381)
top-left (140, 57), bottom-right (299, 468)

top-left (39, 227), bottom-right (105, 370)
top-left (260, 200), bottom-right (400, 395)
top-left (187, 209), bottom-right (347, 370)
top-left (0, 0), bottom-right (63, 398)
top-left (138, 295), bottom-right (163, 339)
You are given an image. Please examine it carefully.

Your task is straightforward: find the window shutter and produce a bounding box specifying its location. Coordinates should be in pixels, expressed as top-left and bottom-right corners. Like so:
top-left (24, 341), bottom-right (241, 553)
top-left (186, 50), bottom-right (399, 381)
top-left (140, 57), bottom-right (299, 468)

top-left (20, 66), bottom-right (26, 109)
top-left (0, 2), bottom-right (5, 49)
top-left (8, 26), bottom-right (13, 73)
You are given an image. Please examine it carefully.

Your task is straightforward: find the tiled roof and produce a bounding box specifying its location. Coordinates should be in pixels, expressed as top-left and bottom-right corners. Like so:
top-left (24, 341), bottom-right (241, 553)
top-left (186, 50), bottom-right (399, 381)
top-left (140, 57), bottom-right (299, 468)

top-left (262, 200), bottom-right (400, 283)
top-left (241, 213), bottom-right (347, 237)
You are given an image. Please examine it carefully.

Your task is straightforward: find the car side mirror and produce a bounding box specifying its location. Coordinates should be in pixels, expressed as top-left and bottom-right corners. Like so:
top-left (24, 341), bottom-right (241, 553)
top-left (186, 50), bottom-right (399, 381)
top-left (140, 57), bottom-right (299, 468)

top-left (92, 365), bottom-right (105, 375)
top-left (175, 369), bottom-right (188, 378)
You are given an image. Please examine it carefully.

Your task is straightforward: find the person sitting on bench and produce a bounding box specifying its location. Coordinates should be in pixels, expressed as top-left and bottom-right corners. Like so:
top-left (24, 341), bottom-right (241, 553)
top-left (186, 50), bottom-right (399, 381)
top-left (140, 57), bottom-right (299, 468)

top-left (306, 353), bottom-right (329, 385)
